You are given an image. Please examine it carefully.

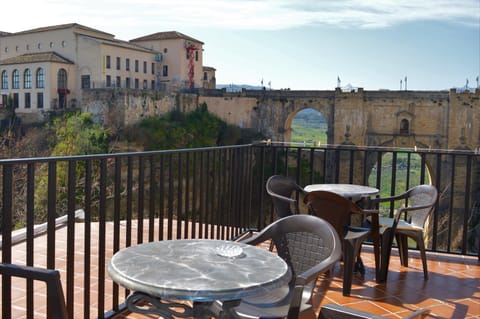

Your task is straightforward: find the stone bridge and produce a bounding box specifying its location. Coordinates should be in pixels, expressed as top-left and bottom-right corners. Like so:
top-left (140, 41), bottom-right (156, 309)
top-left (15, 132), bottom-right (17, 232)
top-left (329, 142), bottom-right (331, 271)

top-left (195, 88), bottom-right (480, 153)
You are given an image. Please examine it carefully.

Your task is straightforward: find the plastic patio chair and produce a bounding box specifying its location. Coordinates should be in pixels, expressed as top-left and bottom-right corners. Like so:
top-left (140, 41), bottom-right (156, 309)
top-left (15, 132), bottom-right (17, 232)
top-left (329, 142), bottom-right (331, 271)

top-left (303, 191), bottom-right (380, 295)
top-left (318, 303), bottom-right (430, 319)
top-left (266, 175), bottom-right (306, 218)
top-left (371, 184), bottom-right (438, 282)
top-left (0, 263), bottom-right (68, 319)
top-left (214, 214), bottom-right (342, 319)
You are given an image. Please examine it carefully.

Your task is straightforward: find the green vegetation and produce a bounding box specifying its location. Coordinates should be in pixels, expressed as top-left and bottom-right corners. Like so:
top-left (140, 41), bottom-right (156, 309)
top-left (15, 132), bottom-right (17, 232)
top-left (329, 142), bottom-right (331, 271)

top-left (126, 103), bottom-right (259, 150)
top-left (291, 109), bottom-right (327, 144)
top-left (50, 111), bottom-right (110, 156)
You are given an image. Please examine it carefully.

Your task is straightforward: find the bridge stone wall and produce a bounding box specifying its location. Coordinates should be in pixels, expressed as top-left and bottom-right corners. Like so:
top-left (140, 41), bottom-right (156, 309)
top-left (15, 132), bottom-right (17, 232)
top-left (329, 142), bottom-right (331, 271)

top-left (81, 87), bottom-right (480, 152)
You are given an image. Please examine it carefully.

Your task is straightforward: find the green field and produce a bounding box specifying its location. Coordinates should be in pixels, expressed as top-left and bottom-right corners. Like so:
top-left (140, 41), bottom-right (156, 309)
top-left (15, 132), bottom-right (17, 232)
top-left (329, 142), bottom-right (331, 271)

top-left (291, 109), bottom-right (328, 144)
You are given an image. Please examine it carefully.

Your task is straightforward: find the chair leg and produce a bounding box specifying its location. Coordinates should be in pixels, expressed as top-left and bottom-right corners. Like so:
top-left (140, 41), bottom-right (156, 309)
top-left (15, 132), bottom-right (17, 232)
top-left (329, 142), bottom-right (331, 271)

top-left (379, 228), bottom-right (395, 283)
top-left (414, 235), bottom-right (429, 280)
top-left (397, 234), bottom-right (409, 267)
top-left (342, 241), bottom-right (355, 296)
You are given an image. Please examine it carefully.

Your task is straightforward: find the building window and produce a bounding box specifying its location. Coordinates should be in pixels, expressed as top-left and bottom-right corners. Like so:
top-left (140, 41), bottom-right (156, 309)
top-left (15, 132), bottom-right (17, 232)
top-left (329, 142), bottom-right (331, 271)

top-left (195, 51), bottom-right (198, 61)
top-left (163, 65), bottom-right (168, 76)
top-left (116, 57), bottom-right (121, 70)
top-left (151, 63), bottom-right (155, 75)
top-left (57, 69), bottom-right (67, 89)
top-left (116, 76), bottom-right (121, 88)
top-left (135, 60), bottom-right (139, 72)
top-left (106, 55), bottom-right (111, 69)
top-left (13, 93), bottom-right (19, 108)
top-left (81, 75), bottom-right (91, 89)
top-left (25, 93), bottom-right (31, 108)
top-left (57, 69), bottom-right (68, 109)
top-left (203, 72), bottom-right (208, 81)
top-left (143, 61), bottom-right (147, 73)
top-left (36, 68), bottom-right (44, 88)
top-left (1, 94), bottom-right (7, 107)
top-left (126, 77), bottom-right (131, 88)
top-left (24, 69), bottom-right (32, 88)
top-left (12, 69), bottom-right (20, 89)
top-left (1, 70), bottom-right (8, 89)
top-left (143, 80), bottom-right (147, 89)
top-left (134, 78), bottom-right (139, 89)
top-left (126, 58), bottom-right (130, 71)
top-left (151, 80), bottom-right (155, 90)
top-left (37, 92), bottom-right (43, 108)
top-left (106, 75), bottom-right (111, 87)
top-left (400, 119), bottom-right (410, 134)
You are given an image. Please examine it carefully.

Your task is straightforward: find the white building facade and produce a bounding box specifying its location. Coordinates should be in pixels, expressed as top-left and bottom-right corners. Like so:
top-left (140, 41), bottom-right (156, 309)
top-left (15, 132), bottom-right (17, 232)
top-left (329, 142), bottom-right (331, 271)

top-left (0, 23), bottom-right (214, 118)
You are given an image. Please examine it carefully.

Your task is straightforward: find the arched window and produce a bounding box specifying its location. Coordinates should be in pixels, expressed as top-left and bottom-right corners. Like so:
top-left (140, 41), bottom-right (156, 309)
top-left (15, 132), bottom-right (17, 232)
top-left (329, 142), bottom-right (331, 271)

top-left (400, 119), bottom-right (409, 134)
top-left (36, 68), bottom-right (44, 88)
top-left (24, 69), bottom-right (32, 89)
top-left (1, 70), bottom-right (8, 89)
top-left (12, 69), bottom-right (20, 89)
top-left (57, 68), bottom-right (67, 89)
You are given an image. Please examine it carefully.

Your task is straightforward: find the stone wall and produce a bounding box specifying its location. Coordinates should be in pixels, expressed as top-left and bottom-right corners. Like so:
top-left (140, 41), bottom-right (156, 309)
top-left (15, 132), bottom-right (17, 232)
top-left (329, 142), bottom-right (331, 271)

top-left (79, 87), bottom-right (480, 152)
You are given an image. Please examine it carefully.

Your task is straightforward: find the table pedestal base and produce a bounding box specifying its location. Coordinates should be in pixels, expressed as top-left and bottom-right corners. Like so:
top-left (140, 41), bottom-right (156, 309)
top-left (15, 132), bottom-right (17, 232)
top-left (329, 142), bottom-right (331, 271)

top-left (126, 292), bottom-right (193, 318)
top-left (126, 292), bottom-right (242, 319)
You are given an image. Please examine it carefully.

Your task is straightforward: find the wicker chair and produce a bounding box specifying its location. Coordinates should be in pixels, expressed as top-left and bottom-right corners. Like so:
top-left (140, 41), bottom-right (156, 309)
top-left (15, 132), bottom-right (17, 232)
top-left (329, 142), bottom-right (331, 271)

top-left (216, 214), bottom-right (342, 319)
top-left (319, 303), bottom-right (430, 319)
top-left (371, 184), bottom-right (438, 282)
top-left (303, 191), bottom-right (380, 295)
top-left (0, 263), bottom-right (68, 319)
top-left (266, 175), bottom-right (306, 218)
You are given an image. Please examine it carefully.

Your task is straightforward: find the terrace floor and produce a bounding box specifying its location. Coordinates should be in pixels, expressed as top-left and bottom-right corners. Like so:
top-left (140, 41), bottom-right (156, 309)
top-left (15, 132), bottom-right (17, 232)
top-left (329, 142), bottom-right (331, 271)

top-left (117, 247), bottom-right (480, 319)
top-left (4, 220), bottom-right (480, 319)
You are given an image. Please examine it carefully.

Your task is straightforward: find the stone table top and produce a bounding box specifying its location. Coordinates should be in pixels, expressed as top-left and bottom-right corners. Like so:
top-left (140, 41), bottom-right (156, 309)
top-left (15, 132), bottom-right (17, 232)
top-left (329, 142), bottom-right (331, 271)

top-left (304, 183), bottom-right (379, 200)
top-left (108, 239), bottom-right (291, 302)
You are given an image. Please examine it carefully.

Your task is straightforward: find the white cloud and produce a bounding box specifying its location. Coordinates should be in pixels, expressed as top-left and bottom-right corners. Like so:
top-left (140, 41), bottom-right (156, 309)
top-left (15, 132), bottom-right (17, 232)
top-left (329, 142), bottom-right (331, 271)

top-left (1, 0), bottom-right (478, 36)
top-left (124, 0), bottom-right (480, 29)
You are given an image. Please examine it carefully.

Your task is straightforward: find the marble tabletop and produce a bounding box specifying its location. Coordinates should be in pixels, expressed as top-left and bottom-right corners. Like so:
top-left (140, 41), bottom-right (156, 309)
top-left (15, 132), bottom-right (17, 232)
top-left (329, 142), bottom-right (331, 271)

top-left (304, 183), bottom-right (379, 199)
top-left (108, 239), bottom-right (291, 302)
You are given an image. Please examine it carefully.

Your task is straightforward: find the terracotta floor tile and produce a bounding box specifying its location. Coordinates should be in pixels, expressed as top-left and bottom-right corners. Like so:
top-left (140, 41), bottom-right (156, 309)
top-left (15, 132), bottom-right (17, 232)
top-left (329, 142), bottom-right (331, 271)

top-left (3, 221), bottom-right (480, 319)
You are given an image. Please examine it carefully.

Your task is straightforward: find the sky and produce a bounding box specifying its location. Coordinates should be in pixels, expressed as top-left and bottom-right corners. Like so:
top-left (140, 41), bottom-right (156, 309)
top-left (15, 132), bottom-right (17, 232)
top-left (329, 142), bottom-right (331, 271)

top-left (1, 0), bottom-right (479, 91)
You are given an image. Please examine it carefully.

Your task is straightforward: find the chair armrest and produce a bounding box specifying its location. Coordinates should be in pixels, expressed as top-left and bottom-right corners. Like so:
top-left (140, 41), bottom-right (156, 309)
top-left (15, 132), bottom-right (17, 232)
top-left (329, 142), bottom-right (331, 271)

top-left (296, 247), bottom-right (342, 286)
top-left (394, 203), bottom-right (436, 220)
top-left (370, 193), bottom-right (407, 205)
top-left (238, 230), bottom-right (273, 246)
top-left (267, 191), bottom-right (297, 204)
top-left (0, 263), bottom-right (60, 285)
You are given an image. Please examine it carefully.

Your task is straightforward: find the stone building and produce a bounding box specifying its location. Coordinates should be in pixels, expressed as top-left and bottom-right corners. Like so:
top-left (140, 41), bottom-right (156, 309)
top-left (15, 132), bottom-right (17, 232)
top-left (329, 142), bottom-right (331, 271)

top-left (0, 23), bottom-right (215, 121)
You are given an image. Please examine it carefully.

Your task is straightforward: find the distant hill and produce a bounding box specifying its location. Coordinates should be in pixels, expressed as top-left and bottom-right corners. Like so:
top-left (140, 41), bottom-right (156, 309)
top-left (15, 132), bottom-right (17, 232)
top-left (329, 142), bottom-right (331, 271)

top-left (216, 84), bottom-right (270, 92)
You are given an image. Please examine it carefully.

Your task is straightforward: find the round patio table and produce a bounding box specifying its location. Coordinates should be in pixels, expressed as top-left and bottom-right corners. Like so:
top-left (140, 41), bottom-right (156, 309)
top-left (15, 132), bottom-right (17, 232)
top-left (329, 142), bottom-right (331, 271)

top-left (108, 239), bottom-right (291, 318)
top-left (304, 183), bottom-right (379, 201)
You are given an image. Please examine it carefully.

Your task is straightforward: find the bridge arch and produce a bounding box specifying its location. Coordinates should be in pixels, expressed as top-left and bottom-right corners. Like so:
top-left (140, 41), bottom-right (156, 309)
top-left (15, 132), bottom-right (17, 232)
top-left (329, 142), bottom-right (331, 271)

top-left (283, 101), bottom-right (333, 144)
top-left (287, 108), bottom-right (329, 145)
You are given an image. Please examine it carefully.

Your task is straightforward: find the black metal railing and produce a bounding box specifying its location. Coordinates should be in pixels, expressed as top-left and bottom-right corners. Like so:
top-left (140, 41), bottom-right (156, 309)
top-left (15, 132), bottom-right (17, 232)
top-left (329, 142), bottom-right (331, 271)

top-left (0, 143), bottom-right (478, 318)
